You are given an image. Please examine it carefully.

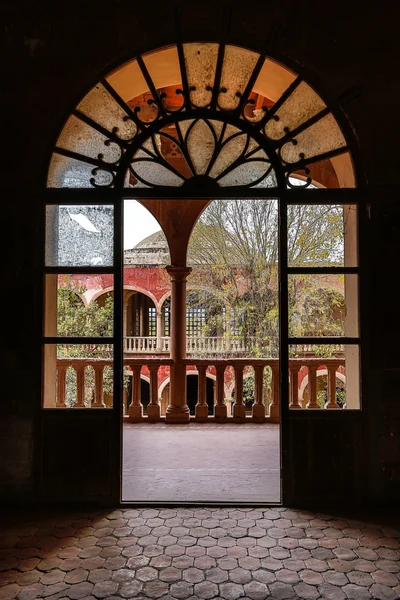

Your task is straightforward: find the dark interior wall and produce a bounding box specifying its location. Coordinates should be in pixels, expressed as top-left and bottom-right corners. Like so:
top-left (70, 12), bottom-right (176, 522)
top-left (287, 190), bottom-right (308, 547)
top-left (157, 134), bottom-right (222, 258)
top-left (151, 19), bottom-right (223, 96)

top-left (1, 0), bottom-right (400, 504)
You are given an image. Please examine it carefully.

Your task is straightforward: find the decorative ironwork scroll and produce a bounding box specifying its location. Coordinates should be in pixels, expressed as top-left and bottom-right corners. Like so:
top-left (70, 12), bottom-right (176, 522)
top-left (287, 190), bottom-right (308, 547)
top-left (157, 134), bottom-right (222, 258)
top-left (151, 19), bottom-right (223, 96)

top-left (47, 43), bottom-right (351, 191)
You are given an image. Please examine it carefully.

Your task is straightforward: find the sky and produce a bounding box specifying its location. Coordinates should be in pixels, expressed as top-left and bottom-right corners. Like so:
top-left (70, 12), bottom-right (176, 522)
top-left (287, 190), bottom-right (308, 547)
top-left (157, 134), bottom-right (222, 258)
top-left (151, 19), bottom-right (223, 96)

top-left (123, 200), bottom-right (161, 250)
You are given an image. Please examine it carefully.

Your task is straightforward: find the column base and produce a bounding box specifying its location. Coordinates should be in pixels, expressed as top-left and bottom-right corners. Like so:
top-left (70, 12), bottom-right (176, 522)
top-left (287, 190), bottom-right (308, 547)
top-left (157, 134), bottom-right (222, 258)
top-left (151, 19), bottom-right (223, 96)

top-left (92, 402), bottom-right (106, 408)
top-left (252, 404), bottom-right (266, 422)
top-left (165, 405), bottom-right (190, 424)
top-left (147, 404), bottom-right (161, 421)
top-left (232, 403), bottom-right (246, 420)
top-left (214, 404), bottom-right (228, 420)
top-left (129, 404), bottom-right (143, 422)
top-left (195, 404), bottom-right (208, 421)
top-left (306, 403), bottom-right (320, 409)
top-left (269, 404), bottom-right (280, 419)
top-left (325, 403), bottom-right (340, 409)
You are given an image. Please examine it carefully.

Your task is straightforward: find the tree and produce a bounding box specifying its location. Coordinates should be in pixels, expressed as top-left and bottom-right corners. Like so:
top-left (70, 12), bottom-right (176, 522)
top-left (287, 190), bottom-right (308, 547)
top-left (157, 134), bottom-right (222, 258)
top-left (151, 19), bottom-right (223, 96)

top-left (187, 199), bottom-right (345, 358)
top-left (57, 276), bottom-right (114, 406)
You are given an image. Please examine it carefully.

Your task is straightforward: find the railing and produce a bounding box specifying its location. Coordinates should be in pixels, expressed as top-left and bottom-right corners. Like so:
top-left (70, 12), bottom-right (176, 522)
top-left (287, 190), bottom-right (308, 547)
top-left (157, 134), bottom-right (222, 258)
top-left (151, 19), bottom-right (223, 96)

top-left (124, 336), bottom-right (159, 352)
top-left (183, 358), bottom-right (280, 422)
top-left (54, 357), bottom-right (345, 416)
top-left (55, 358), bottom-right (112, 408)
top-left (123, 336), bottom-right (278, 355)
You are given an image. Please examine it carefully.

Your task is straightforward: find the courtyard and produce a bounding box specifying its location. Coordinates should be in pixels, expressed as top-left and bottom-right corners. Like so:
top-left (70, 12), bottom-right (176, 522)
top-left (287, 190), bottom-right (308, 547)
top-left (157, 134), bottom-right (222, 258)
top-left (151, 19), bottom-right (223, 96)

top-left (122, 424), bottom-right (280, 503)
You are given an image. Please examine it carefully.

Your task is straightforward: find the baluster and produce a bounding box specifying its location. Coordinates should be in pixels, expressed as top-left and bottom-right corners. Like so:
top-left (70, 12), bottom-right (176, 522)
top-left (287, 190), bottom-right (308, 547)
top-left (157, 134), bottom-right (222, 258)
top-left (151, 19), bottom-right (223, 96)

top-left (75, 364), bottom-right (85, 408)
top-left (92, 364), bottom-right (105, 407)
top-left (195, 365), bottom-right (208, 420)
top-left (128, 365), bottom-right (143, 422)
top-left (326, 363), bottom-right (340, 408)
top-left (56, 364), bottom-right (67, 408)
top-left (214, 364), bottom-right (227, 420)
top-left (269, 364), bottom-right (280, 420)
top-left (147, 365), bottom-right (160, 420)
top-left (306, 364), bottom-right (320, 408)
top-left (233, 364), bottom-right (245, 420)
top-left (252, 365), bottom-right (265, 422)
top-left (289, 363), bottom-right (301, 409)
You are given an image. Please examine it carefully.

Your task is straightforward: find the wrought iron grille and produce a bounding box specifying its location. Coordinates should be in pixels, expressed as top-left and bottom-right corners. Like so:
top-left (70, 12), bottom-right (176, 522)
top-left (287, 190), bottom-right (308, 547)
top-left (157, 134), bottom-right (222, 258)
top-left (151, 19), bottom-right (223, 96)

top-left (47, 43), bottom-right (354, 192)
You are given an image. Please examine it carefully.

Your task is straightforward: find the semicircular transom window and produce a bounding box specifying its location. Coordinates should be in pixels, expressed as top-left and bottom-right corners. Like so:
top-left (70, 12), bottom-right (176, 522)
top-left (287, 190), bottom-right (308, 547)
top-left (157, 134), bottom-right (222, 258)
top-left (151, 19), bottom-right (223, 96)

top-left (47, 43), bottom-right (355, 191)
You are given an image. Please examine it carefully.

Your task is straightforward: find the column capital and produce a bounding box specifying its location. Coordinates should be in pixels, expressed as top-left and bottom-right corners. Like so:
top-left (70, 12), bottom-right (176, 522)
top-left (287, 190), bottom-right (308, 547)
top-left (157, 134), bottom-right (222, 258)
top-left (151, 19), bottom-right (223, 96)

top-left (166, 266), bottom-right (192, 281)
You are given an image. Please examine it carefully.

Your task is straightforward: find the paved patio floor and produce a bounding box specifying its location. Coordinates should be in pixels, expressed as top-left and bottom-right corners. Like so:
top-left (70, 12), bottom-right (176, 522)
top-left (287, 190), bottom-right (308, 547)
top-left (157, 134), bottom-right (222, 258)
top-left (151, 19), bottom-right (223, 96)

top-left (1, 506), bottom-right (400, 600)
top-left (122, 423), bottom-right (280, 503)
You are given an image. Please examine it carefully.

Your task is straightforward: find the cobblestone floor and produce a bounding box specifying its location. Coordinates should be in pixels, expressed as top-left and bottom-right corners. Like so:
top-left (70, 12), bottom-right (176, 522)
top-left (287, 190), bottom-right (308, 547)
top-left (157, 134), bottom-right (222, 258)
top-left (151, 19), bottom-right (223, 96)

top-left (1, 507), bottom-right (400, 600)
top-left (123, 424), bottom-right (280, 503)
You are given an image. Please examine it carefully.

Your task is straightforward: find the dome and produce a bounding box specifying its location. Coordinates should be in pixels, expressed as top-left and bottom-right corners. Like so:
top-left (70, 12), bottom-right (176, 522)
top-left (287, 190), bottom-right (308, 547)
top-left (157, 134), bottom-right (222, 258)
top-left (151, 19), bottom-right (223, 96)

top-left (124, 230), bottom-right (170, 266)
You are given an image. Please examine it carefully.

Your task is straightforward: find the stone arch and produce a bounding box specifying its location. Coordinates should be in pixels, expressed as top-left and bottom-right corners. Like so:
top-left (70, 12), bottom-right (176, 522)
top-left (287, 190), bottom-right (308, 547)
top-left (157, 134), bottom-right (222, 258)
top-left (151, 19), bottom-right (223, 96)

top-left (299, 368), bottom-right (346, 403)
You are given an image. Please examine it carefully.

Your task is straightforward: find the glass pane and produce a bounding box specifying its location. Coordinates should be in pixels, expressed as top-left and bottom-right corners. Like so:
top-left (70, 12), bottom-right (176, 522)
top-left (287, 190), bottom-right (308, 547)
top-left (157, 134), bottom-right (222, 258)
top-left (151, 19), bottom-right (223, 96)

top-left (77, 83), bottom-right (137, 140)
top-left (142, 46), bottom-right (181, 90)
top-left (287, 205), bottom-right (358, 267)
top-left (56, 115), bottom-right (122, 163)
top-left (48, 153), bottom-right (114, 189)
top-left (265, 82), bottom-right (326, 140)
top-left (187, 119), bottom-right (216, 175)
top-left (184, 42), bottom-right (219, 108)
top-left (288, 274), bottom-right (358, 337)
top-left (43, 344), bottom-right (113, 408)
top-left (280, 114), bottom-right (346, 164)
top-left (45, 205), bottom-right (114, 267)
top-left (288, 344), bottom-right (360, 409)
top-left (218, 161), bottom-right (277, 188)
top-left (209, 126), bottom-right (247, 178)
top-left (130, 160), bottom-right (185, 187)
top-left (106, 59), bottom-right (149, 103)
top-left (253, 58), bottom-right (296, 103)
top-left (44, 274), bottom-right (114, 337)
top-left (219, 46), bottom-right (260, 111)
top-left (187, 199), bottom-right (279, 359)
top-left (287, 155), bottom-right (350, 189)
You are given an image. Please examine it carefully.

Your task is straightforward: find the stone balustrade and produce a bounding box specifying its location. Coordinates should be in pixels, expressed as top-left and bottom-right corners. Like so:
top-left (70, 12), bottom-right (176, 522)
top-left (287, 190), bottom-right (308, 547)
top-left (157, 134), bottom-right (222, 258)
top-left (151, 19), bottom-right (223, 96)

top-left (123, 335), bottom-right (277, 355)
top-left (55, 358), bottom-right (111, 408)
top-left (55, 356), bottom-right (345, 416)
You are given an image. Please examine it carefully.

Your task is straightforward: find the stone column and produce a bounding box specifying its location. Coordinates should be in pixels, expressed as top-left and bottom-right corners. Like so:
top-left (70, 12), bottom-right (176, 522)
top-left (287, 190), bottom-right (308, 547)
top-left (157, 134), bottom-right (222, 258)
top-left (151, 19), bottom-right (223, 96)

top-left (269, 364), bottom-right (280, 420)
top-left (56, 365), bottom-right (67, 408)
top-left (92, 364), bottom-right (105, 407)
top-left (139, 297), bottom-right (145, 337)
top-left (195, 365), bottom-right (208, 420)
top-left (252, 365), bottom-right (266, 422)
top-left (128, 365), bottom-right (143, 422)
top-left (306, 364), bottom-right (319, 409)
top-left (147, 365), bottom-right (161, 420)
top-left (289, 363), bottom-right (301, 409)
top-left (215, 365), bottom-right (227, 420)
top-left (156, 312), bottom-right (163, 350)
top-left (165, 267), bottom-right (191, 423)
top-left (326, 363), bottom-right (340, 409)
top-left (75, 365), bottom-right (85, 408)
top-left (233, 364), bottom-right (245, 420)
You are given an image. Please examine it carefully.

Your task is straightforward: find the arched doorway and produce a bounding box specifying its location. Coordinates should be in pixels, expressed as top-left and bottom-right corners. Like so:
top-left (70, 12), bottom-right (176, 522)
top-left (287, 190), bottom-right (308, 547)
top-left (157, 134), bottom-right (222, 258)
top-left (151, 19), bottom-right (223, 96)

top-left (42, 39), bottom-right (362, 505)
top-left (186, 374), bottom-right (214, 415)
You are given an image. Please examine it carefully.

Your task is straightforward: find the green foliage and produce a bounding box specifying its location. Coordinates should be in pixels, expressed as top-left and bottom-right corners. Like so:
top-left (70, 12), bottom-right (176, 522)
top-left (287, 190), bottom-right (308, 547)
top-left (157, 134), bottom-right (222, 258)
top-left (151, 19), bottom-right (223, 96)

top-left (188, 200), bottom-right (345, 358)
top-left (56, 276), bottom-right (116, 406)
top-left (57, 276), bottom-right (113, 339)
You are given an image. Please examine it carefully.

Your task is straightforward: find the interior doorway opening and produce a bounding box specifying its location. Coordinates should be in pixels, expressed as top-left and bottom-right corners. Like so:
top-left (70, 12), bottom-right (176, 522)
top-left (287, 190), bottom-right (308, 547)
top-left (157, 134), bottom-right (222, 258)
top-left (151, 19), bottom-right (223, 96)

top-left (42, 39), bottom-right (362, 506)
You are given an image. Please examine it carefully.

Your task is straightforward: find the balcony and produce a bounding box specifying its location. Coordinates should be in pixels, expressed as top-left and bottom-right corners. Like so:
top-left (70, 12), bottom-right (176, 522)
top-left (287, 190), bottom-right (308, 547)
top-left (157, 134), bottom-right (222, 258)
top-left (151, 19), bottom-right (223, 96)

top-left (55, 355), bottom-right (346, 417)
top-left (123, 335), bottom-right (279, 355)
